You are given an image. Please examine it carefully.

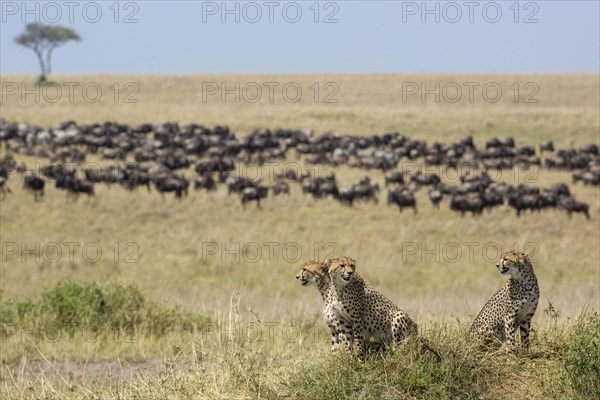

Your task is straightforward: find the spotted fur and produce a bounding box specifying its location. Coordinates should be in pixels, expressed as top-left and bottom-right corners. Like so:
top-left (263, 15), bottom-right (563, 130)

top-left (295, 260), bottom-right (346, 352)
top-left (326, 256), bottom-right (417, 360)
top-left (469, 251), bottom-right (540, 350)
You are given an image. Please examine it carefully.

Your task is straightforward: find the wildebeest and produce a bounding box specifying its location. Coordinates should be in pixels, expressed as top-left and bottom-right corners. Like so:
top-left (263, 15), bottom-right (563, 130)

top-left (102, 148), bottom-right (126, 160)
top-left (516, 183), bottom-right (540, 196)
top-left (579, 144), bottom-right (599, 155)
top-left (388, 187), bottom-right (416, 214)
top-left (194, 174), bottom-right (217, 192)
top-left (347, 176), bottom-right (379, 204)
top-left (272, 180), bottom-right (290, 196)
top-left (56, 175), bottom-right (95, 200)
top-left (450, 194), bottom-right (483, 217)
top-left (410, 172), bottom-right (440, 187)
top-left (384, 171), bottom-right (404, 186)
top-left (558, 195), bottom-right (590, 219)
top-left (0, 175), bottom-right (11, 199)
top-left (226, 176), bottom-right (258, 194)
top-left (84, 166), bottom-right (125, 184)
top-left (275, 168), bottom-right (299, 182)
top-left (486, 137), bottom-right (515, 149)
top-left (23, 172), bottom-right (45, 201)
top-left (539, 140), bottom-right (554, 154)
top-left (195, 159), bottom-right (235, 175)
top-left (241, 186), bottom-right (268, 208)
top-left (301, 175), bottom-right (338, 199)
top-left (507, 192), bottom-right (541, 216)
top-left (1, 117), bottom-right (596, 222)
top-left (540, 183), bottom-right (570, 209)
top-left (42, 163), bottom-right (77, 180)
top-left (337, 185), bottom-right (357, 206)
top-left (482, 189), bottom-right (504, 210)
top-left (155, 175), bottom-right (189, 199)
top-left (0, 162), bottom-right (11, 199)
top-left (120, 166), bottom-right (151, 191)
top-left (428, 186), bottom-right (442, 209)
top-left (539, 183), bottom-right (571, 208)
top-left (315, 180), bottom-right (339, 199)
top-left (573, 169), bottom-right (600, 186)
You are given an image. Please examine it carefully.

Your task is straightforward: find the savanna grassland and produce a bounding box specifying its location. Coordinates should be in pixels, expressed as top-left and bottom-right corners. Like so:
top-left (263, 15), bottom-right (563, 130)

top-left (0, 74), bottom-right (599, 399)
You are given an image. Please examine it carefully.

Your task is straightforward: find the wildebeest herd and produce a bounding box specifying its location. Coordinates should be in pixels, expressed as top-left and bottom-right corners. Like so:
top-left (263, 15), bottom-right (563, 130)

top-left (0, 119), bottom-right (597, 219)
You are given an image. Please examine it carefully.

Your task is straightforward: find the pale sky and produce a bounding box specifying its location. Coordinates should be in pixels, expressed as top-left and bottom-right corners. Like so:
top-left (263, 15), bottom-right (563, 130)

top-left (1, 1), bottom-right (599, 73)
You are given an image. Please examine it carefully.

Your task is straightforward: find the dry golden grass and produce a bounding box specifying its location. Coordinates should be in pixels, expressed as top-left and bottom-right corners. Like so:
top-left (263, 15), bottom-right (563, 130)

top-left (1, 73), bottom-right (599, 145)
top-left (0, 73), bottom-right (599, 399)
top-left (1, 155), bottom-right (598, 325)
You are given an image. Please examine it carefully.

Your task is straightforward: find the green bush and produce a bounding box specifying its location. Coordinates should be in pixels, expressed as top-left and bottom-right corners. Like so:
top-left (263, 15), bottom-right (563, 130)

top-left (1, 282), bottom-right (211, 338)
top-left (563, 313), bottom-right (600, 398)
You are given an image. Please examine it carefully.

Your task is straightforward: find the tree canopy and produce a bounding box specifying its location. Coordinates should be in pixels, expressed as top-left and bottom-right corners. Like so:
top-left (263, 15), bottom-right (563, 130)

top-left (15, 23), bottom-right (81, 82)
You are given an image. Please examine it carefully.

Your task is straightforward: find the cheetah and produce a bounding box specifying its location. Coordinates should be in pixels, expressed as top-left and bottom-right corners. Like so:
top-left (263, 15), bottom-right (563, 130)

top-left (326, 256), bottom-right (418, 360)
top-left (469, 251), bottom-right (539, 351)
top-left (295, 260), bottom-right (346, 352)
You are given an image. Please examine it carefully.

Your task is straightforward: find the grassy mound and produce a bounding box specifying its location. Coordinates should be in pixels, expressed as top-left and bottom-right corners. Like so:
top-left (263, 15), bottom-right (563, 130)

top-left (254, 313), bottom-right (599, 400)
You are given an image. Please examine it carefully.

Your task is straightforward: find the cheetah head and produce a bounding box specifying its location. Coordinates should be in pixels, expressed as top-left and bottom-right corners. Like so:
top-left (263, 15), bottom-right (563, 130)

top-left (496, 251), bottom-right (531, 278)
top-left (296, 261), bottom-right (327, 287)
top-left (327, 256), bottom-right (356, 284)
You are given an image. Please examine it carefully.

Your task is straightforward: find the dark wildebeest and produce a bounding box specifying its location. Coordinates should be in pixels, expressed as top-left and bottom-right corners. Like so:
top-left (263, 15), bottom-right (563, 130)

top-left (315, 180), bottom-right (339, 199)
top-left (84, 166), bottom-right (124, 185)
top-left (56, 175), bottom-right (95, 200)
top-left (226, 176), bottom-right (257, 194)
top-left (272, 180), bottom-right (290, 196)
top-left (384, 171), bottom-right (404, 186)
top-left (275, 169), bottom-right (299, 182)
top-left (428, 186), bottom-right (442, 209)
top-left (579, 144), bottom-right (599, 155)
top-left (23, 172), bottom-right (45, 201)
top-left (337, 186), bottom-right (356, 206)
top-left (482, 189), bottom-right (504, 211)
top-left (388, 187), bottom-right (417, 214)
top-left (411, 172), bottom-right (440, 188)
top-left (301, 175), bottom-right (338, 199)
top-left (120, 168), bottom-right (151, 192)
top-left (539, 141), bottom-right (554, 154)
top-left (0, 165), bottom-right (11, 199)
top-left (194, 174), bottom-right (217, 191)
top-left (155, 175), bottom-right (189, 199)
top-left (558, 196), bottom-right (590, 219)
top-left (43, 164), bottom-right (77, 180)
top-left (507, 192), bottom-right (541, 216)
top-left (0, 176), bottom-right (11, 199)
top-left (241, 186), bottom-right (268, 208)
top-left (573, 169), bottom-right (600, 186)
top-left (450, 194), bottom-right (484, 217)
top-left (539, 183), bottom-right (570, 209)
top-left (346, 176), bottom-right (379, 204)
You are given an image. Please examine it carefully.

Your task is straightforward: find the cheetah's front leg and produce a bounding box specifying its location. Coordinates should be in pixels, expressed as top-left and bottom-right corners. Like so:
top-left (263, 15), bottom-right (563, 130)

top-left (352, 320), bottom-right (366, 362)
top-left (324, 309), bottom-right (346, 353)
top-left (326, 322), bottom-right (340, 352)
top-left (503, 312), bottom-right (518, 351)
top-left (337, 320), bottom-right (354, 354)
top-left (519, 313), bottom-right (534, 350)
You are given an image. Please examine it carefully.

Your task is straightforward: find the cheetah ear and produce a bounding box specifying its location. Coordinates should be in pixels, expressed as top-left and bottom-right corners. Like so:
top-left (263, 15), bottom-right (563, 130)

top-left (322, 259), bottom-right (331, 268)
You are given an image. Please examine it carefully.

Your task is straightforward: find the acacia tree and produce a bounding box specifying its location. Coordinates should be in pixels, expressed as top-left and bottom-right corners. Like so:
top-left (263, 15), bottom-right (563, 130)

top-left (15, 23), bottom-right (81, 83)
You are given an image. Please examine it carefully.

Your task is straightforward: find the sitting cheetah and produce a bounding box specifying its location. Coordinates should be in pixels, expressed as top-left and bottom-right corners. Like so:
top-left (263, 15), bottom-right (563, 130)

top-left (326, 256), bottom-right (417, 360)
top-left (295, 260), bottom-right (346, 352)
top-left (469, 251), bottom-right (539, 351)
